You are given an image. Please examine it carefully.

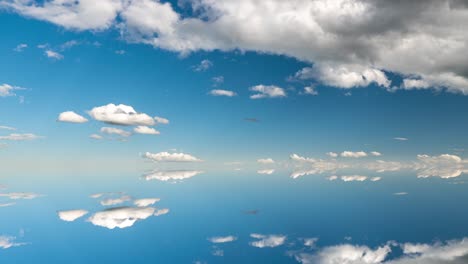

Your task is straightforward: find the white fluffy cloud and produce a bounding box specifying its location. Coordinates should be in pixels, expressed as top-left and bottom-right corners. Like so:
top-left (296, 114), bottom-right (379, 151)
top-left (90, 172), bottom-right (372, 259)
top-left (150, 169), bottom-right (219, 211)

top-left (249, 85), bottom-right (286, 99)
top-left (88, 104), bottom-right (156, 126)
top-left (100, 127), bottom-right (132, 137)
top-left (250, 234), bottom-right (286, 248)
top-left (143, 170), bottom-right (203, 182)
top-left (14, 43), bottom-right (27, 52)
top-left (208, 236), bottom-right (237, 243)
top-left (57, 111), bottom-right (88, 123)
top-left (57, 209), bottom-right (89, 222)
top-left (87, 206), bottom-right (155, 229)
top-left (341, 151), bottom-right (368, 158)
top-left (133, 126), bottom-right (160, 135)
top-left (192, 59), bottom-right (213, 72)
top-left (371, 151), bottom-right (382, 157)
top-left (209, 89), bottom-right (237, 97)
top-left (327, 152), bottom-right (338, 158)
top-left (143, 151), bottom-right (202, 162)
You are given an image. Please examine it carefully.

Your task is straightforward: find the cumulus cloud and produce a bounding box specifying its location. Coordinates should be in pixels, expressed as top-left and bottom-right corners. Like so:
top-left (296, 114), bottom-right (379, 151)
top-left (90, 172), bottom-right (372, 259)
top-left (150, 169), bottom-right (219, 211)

top-left (294, 63), bottom-right (391, 89)
top-left (142, 170), bottom-right (204, 182)
top-left (100, 127), bottom-right (131, 137)
top-left (209, 89), bottom-right (237, 97)
top-left (133, 198), bottom-right (160, 207)
top-left (293, 238), bottom-right (468, 264)
top-left (327, 152), bottom-right (338, 158)
top-left (0, 84), bottom-right (24, 97)
top-left (88, 104), bottom-right (156, 126)
top-left (208, 236), bottom-right (237, 243)
top-left (341, 151), bottom-right (368, 158)
top-left (143, 152), bottom-right (202, 162)
top-left (133, 126), bottom-right (160, 135)
top-left (371, 151), bottom-right (382, 157)
top-left (1, 0), bottom-right (123, 31)
top-left (57, 209), bottom-right (89, 222)
top-left (57, 111), bottom-right (88, 123)
top-left (0, 236), bottom-right (26, 249)
top-left (249, 85), bottom-right (286, 99)
top-left (250, 234), bottom-right (286, 248)
top-left (87, 206), bottom-right (156, 229)
top-left (257, 158), bottom-right (275, 164)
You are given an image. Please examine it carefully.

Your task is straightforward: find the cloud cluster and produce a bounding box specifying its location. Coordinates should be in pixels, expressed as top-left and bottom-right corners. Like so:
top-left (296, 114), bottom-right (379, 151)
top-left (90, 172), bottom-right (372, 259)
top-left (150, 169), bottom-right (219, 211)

top-left (7, 1), bottom-right (468, 93)
top-left (292, 237), bottom-right (468, 264)
top-left (58, 193), bottom-right (168, 229)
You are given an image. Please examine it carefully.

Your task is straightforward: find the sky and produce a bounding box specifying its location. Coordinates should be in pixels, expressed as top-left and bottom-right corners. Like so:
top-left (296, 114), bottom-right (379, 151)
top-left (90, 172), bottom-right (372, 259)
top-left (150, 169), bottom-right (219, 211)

top-left (1, 0), bottom-right (468, 263)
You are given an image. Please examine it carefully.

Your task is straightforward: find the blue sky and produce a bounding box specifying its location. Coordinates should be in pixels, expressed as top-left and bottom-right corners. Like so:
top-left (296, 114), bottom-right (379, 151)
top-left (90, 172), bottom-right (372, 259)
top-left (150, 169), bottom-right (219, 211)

top-left (1, 6), bottom-right (468, 174)
top-left (2, 1), bottom-right (468, 263)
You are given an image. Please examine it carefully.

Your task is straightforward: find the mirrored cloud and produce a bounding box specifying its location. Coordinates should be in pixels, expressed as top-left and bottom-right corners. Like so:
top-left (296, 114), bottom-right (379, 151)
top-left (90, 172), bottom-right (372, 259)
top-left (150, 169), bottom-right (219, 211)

top-left (0, 192), bottom-right (42, 200)
top-left (142, 170), bottom-right (204, 182)
top-left (154, 208), bottom-right (169, 216)
top-left (416, 154), bottom-right (468, 179)
top-left (100, 195), bottom-right (132, 206)
top-left (100, 127), bottom-right (132, 137)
